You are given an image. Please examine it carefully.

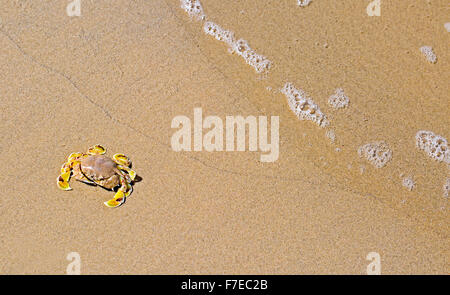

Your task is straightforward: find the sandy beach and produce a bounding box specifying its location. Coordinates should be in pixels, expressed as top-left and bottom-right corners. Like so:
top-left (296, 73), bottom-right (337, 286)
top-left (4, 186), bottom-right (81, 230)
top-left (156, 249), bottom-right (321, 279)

top-left (0, 0), bottom-right (448, 274)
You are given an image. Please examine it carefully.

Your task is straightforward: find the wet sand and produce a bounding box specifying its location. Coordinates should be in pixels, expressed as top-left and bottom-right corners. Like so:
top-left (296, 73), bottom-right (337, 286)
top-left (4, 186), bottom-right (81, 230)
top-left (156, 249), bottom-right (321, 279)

top-left (0, 0), bottom-right (448, 274)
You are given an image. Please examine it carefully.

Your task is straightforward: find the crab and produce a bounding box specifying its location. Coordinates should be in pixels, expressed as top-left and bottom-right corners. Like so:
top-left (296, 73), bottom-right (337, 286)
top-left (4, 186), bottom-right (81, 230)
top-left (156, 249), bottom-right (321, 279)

top-left (57, 144), bottom-right (136, 208)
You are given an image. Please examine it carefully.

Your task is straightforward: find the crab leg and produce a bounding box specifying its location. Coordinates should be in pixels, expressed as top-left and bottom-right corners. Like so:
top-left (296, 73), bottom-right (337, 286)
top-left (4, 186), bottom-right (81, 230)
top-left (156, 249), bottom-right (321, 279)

top-left (56, 154), bottom-right (84, 191)
top-left (57, 162), bottom-right (72, 190)
top-left (117, 165), bottom-right (136, 181)
top-left (103, 175), bottom-right (131, 208)
top-left (87, 144), bottom-right (106, 155)
top-left (73, 173), bottom-right (96, 185)
top-left (68, 152), bottom-right (83, 161)
top-left (112, 153), bottom-right (132, 167)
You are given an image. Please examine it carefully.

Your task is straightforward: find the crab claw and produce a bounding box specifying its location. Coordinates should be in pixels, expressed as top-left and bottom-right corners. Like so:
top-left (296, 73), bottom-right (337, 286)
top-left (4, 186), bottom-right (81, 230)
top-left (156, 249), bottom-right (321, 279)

top-left (88, 144), bottom-right (106, 155)
top-left (113, 153), bottom-right (131, 167)
top-left (103, 190), bottom-right (126, 208)
top-left (57, 175), bottom-right (72, 191)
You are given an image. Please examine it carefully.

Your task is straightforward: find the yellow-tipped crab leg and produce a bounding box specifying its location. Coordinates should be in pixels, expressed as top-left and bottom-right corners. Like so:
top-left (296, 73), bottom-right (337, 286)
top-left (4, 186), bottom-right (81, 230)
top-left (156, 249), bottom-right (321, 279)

top-left (103, 176), bottom-right (130, 208)
top-left (57, 162), bottom-right (73, 190)
top-left (112, 153), bottom-right (132, 167)
top-left (57, 153), bottom-right (85, 191)
top-left (57, 174), bottom-right (72, 190)
top-left (87, 144), bottom-right (106, 155)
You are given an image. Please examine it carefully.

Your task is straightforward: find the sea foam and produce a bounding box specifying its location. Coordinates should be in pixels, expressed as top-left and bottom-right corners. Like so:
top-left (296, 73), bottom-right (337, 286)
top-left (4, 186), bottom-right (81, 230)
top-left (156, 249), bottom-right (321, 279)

top-left (203, 21), bottom-right (236, 47)
top-left (297, 0), bottom-right (312, 7)
top-left (203, 21), bottom-right (272, 74)
top-left (420, 46), bottom-right (437, 64)
top-left (402, 176), bottom-right (415, 191)
top-left (326, 129), bottom-right (336, 143)
top-left (415, 130), bottom-right (449, 164)
top-left (231, 39), bottom-right (272, 74)
top-left (281, 82), bottom-right (329, 128)
top-left (328, 88), bottom-right (349, 109)
top-left (358, 141), bottom-right (392, 168)
top-left (180, 0), bottom-right (205, 21)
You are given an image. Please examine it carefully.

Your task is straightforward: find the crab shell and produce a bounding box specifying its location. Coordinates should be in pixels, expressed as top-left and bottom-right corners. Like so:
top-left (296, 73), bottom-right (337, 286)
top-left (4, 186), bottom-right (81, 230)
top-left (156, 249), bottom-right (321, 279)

top-left (74, 155), bottom-right (131, 189)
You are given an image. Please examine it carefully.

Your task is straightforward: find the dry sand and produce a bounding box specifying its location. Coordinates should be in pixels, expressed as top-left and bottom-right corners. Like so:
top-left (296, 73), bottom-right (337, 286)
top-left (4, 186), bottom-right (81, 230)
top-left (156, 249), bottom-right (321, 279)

top-left (0, 0), bottom-right (448, 274)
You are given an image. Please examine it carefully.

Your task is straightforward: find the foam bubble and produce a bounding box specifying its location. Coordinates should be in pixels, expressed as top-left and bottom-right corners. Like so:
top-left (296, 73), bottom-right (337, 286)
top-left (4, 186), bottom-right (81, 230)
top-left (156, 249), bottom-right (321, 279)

top-left (297, 0), bottom-right (312, 7)
top-left (231, 39), bottom-right (272, 74)
top-left (420, 46), bottom-right (437, 64)
top-left (415, 130), bottom-right (449, 164)
top-left (203, 22), bottom-right (272, 74)
top-left (180, 0), bottom-right (205, 21)
top-left (402, 176), bottom-right (415, 191)
top-left (281, 82), bottom-right (329, 128)
top-left (326, 129), bottom-right (336, 143)
top-left (328, 88), bottom-right (349, 109)
top-left (203, 21), bottom-right (236, 46)
top-left (358, 141), bottom-right (392, 168)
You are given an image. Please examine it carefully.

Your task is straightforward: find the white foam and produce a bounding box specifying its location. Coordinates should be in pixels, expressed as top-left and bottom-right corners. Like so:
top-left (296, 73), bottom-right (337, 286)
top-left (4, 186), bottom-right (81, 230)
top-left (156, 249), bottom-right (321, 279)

top-left (420, 46), bottom-right (437, 64)
top-left (358, 141), bottom-right (392, 168)
top-left (203, 21), bottom-right (236, 47)
top-left (415, 130), bottom-right (449, 164)
top-left (326, 129), bottom-right (336, 143)
top-left (297, 0), bottom-right (312, 7)
top-left (281, 82), bottom-right (329, 128)
top-left (231, 39), bottom-right (272, 74)
top-left (402, 176), bottom-right (415, 191)
top-left (180, 0), bottom-right (205, 21)
top-left (203, 21), bottom-right (272, 74)
top-left (328, 88), bottom-right (349, 109)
